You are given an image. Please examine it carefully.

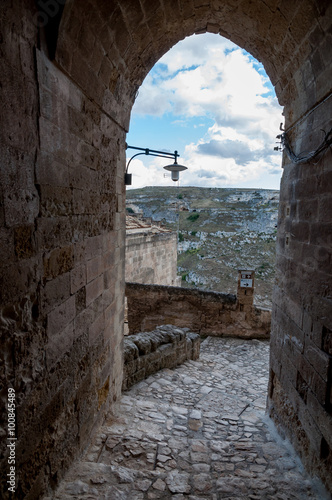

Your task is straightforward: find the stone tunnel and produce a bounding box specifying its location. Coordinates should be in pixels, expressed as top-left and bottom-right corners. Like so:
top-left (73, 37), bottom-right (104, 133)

top-left (0, 0), bottom-right (331, 497)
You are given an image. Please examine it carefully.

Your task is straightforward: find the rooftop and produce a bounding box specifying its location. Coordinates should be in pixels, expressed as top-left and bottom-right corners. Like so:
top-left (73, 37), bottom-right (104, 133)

top-left (126, 215), bottom-right (172, 234)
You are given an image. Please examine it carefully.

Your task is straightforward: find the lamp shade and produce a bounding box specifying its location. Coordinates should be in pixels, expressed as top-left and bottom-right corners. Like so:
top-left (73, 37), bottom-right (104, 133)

top-left (163, 163), bottom-right (187, 182)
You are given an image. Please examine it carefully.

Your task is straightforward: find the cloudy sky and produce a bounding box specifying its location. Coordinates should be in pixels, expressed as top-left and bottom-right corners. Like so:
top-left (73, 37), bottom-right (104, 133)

top-left (126, 33), bottom-right (284, 190)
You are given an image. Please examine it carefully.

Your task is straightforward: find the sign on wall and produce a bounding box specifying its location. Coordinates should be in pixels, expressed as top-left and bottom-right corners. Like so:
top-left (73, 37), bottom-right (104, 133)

top-left (240, 271), bottom-right (253, 288)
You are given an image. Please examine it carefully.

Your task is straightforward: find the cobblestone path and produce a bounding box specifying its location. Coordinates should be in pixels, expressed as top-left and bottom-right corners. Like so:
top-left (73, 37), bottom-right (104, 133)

top-left (49, 337), bottom-right (329, 499)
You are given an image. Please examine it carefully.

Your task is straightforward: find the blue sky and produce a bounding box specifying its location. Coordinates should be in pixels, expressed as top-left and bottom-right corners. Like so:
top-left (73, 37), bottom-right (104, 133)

top-left (126, 33), bottom-right (283, 190)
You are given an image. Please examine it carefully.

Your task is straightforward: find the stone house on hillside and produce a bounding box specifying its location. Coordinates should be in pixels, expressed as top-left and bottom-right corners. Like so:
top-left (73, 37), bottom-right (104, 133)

top-left (125, 215), bottom-right (181, 334)
top-left (125, 215), bottom-right (181, 287)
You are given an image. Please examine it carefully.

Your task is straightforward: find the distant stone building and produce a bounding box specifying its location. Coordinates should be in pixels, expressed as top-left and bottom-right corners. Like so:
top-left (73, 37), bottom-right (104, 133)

top-left (125, 215), bottom-right (181, 334)
top-left (125, 215), bottom-right (180, 286)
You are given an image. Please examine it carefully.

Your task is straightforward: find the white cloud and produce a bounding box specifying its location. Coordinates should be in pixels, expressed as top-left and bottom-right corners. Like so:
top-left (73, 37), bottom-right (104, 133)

top-left (181, 139), bottom-right (281, 188)
top-left (157, 33), bottom-right (237, 73)
top-left (129, 33), bottom-right (283, 189)
top-left (126, 144), bottom-right (280, 190)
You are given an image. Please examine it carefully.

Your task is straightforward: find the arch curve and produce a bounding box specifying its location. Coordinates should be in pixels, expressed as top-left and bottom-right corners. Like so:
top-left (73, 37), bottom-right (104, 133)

top-left (56, 0), bottom-right (328, 123)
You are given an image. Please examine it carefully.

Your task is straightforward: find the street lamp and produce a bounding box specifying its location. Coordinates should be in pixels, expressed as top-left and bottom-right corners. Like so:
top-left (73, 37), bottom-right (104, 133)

top-left (125, 143), bottom-right (188, 185)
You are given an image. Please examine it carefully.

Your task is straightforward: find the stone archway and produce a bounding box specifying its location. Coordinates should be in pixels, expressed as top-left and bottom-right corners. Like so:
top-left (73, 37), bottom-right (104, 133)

top-left (0, 1), bottom-right (331, 497)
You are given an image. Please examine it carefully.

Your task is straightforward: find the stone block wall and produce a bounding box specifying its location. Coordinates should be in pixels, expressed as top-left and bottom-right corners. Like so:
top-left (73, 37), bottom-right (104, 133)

top-left (268, 94), bottom-right (332, 491)
top-left (122, 325), bottom-right (200, 391)
top-left (126, 230), bottom-right (179, 286)
top-left (0, 3), bottom-right (128, 498)
top-left (126, 283), bottom-right (271, 339)
top-left (267, 5), bottom-right (332, 492)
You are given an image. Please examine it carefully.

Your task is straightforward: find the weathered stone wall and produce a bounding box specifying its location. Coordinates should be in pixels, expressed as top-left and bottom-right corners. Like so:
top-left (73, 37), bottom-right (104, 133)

top-left (122, 325), bottom-right (200, 391)
top-left (126, 283), bottom-right (271, 339)
top-left (268, 28), bottom-right (332, 493)
top-left (265, 4), bottom-right (332, 492)
top-left (0, 2), bottom-right (127, 498)
top-left (126, 231), bottom-right (179, 286)
top-left (1, 0), bottom-right (332, 497)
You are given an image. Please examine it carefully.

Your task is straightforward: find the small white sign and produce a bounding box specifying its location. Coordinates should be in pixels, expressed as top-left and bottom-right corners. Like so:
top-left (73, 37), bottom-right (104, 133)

top-left (240, 279), bottom-right (253, 288)
top-left (241, 271), bottom-right (252, 279)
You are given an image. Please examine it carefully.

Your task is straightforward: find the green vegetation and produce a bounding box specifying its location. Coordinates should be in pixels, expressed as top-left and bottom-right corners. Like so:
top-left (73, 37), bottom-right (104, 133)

top-left (178, 233), bottom-right (184, 242)
top-left (185, 247), bottom-right (200, 255)
top-left (191, 231), bottom-right (197, 236)
top-left (126, 207), bottom-right (135, 213)
top-left (187, 213), bottom-right (200, 222)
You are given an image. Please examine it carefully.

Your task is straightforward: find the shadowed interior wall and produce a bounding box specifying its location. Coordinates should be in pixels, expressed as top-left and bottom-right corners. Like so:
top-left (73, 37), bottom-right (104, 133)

top-left (0, 0), bottom-right (331, 497)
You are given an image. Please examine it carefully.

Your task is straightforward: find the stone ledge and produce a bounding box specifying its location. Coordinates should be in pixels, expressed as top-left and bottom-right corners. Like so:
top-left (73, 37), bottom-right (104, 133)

top-left (126, 281), bottom-right (237, 303)
top-left (126, 282), bottom-right (271, 339)
top-left (122, 325), bottom-right (200, 391)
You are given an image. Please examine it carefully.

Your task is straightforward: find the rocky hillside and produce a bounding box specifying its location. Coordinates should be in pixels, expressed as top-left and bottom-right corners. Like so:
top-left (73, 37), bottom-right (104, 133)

top-left (126, 186), bottom-right (279, 308)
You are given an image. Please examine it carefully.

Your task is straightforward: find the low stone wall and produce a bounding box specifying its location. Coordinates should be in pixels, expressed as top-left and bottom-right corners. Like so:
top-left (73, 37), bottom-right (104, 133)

top-left (122, 325), bottom-right (200, 391)
top-left (126, 283), bottom-right (271, 339)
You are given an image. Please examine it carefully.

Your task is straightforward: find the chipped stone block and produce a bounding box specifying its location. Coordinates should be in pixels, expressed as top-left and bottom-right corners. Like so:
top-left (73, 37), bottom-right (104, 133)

top-left (122, 327), bottom-right (200, 391)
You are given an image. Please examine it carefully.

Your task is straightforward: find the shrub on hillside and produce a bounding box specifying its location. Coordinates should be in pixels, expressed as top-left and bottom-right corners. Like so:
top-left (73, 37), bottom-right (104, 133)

top-left (187, 213), bottom-right (199, 222)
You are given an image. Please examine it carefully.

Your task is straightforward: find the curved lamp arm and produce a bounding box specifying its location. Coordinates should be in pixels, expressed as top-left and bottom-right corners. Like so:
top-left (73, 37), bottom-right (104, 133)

top-left (125, 152), bottom-right (148, 185)
top-left (125, 143), bottom-right (185, 186)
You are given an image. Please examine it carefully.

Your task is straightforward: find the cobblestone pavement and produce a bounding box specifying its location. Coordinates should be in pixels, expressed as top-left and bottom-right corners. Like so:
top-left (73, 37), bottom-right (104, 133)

top-left (50, 337), bottom-right (329, 499)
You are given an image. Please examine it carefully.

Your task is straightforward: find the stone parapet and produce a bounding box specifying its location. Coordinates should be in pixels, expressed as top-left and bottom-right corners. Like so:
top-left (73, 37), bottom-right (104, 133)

top-left (122, 325), bottom-right (200, 391)
top-left (126, 283), bottom-right (271, 339)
